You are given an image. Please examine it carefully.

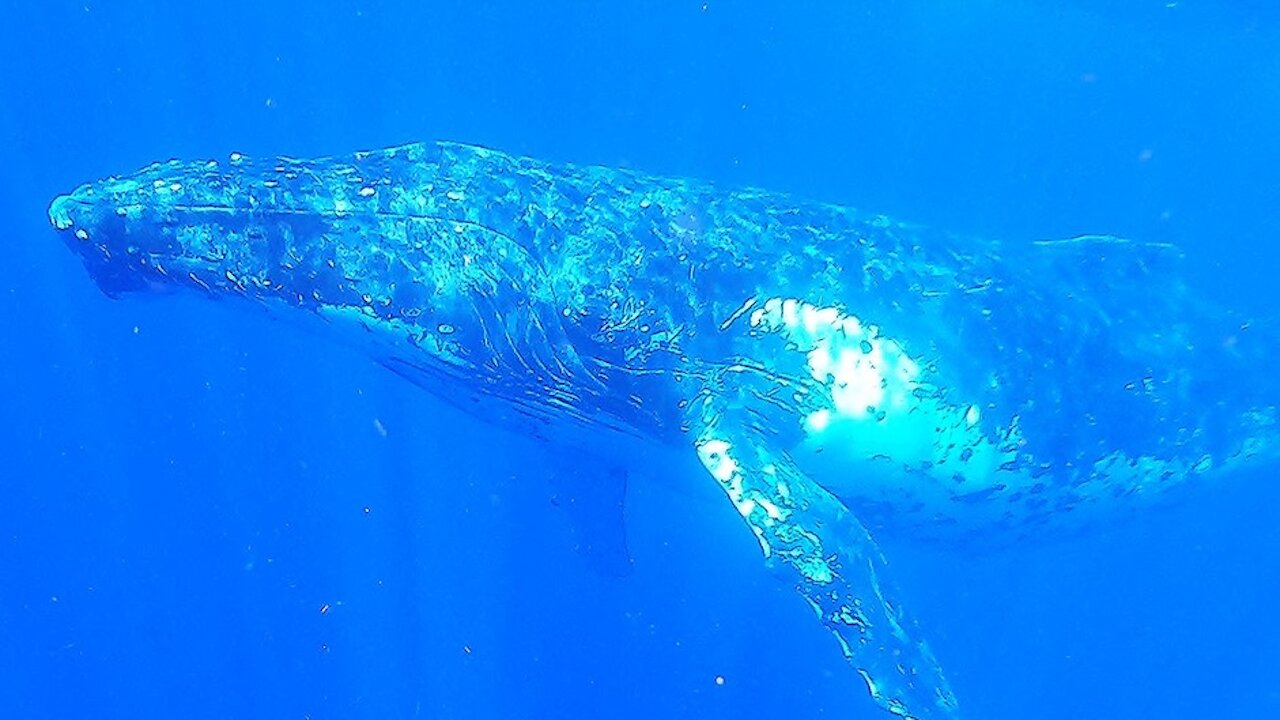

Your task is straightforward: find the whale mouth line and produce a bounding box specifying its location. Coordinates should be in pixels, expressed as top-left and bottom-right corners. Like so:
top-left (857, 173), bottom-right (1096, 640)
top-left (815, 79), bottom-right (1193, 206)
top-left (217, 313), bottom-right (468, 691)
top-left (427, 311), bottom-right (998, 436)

top-left (52, 198), bottom-right (510, 243)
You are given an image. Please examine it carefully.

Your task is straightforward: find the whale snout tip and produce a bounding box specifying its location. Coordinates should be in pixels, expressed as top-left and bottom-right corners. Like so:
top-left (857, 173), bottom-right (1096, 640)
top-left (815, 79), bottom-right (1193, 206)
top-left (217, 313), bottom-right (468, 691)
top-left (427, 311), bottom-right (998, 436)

top-left (49, 194), bottom-right (78, 230)
top-left (48, 193), bottom-right (100, 245)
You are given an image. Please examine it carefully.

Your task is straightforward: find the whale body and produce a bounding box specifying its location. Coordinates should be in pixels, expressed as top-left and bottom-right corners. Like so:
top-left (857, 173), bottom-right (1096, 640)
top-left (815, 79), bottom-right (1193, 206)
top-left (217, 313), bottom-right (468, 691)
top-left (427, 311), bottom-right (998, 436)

top-left (49, 142), bottom-right (1280, 719)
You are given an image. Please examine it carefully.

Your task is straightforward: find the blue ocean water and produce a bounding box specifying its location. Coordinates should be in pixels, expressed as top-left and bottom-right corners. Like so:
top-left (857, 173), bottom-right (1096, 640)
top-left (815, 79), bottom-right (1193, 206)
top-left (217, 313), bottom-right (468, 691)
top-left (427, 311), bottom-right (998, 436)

top-left (2, 2), bottom-right (1278, 718)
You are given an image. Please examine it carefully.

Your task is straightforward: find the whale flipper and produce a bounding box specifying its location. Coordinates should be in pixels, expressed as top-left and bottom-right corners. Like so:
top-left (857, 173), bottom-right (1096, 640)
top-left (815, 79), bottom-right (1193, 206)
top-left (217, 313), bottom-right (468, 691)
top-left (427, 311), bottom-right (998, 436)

top-left (684, 361), bottom-right (959, 718)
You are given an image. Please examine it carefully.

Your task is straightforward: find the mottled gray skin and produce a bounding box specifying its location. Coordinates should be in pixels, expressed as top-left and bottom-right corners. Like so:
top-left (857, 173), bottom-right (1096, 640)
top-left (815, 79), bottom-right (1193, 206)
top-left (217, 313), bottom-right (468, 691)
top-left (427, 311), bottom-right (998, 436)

top-left (49, 142), bottom-right (1279, 719)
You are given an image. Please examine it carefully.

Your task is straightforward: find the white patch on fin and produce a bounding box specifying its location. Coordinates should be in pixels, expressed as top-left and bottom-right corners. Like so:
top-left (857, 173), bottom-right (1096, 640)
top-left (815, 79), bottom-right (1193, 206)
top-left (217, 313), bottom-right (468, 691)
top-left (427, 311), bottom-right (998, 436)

top-left (695, 436), bottom-right (773, 556)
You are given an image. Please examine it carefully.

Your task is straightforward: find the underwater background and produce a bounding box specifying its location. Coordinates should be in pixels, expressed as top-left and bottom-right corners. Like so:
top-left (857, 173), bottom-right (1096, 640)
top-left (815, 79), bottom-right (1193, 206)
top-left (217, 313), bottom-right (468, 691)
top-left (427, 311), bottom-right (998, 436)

top-left (2, 1), bottom-right (1278, 718)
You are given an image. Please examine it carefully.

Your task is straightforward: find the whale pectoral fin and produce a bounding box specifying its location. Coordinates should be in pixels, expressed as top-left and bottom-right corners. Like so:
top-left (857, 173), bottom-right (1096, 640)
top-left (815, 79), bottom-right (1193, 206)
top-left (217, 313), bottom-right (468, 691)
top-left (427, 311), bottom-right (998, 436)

top-left (686, 391), bottom-right (959, 719)
top-left (549, 462), bottom-right (635, 577)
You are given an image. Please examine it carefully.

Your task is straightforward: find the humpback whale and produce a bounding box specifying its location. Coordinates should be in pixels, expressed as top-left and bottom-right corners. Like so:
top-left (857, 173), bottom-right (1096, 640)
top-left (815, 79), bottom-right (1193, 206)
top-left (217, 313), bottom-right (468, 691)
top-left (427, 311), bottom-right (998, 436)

top-left (48, 142), bottom-right (1279, 719)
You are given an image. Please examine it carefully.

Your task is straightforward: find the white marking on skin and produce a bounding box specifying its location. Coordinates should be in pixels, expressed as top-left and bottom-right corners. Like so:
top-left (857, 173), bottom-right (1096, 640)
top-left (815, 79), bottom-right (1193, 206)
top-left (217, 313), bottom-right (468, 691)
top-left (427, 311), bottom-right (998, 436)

top-left (719, 296), bottom-right (759, 331)
top-left (807, 345), bottom-right (833, 380)
top-left (774, 479), bottom-right (791, 501)
top-left (801, 302), bottom-right (822, 336)
top-left (781, 298), bottom-right (799, 329)
top-left (752, 294), bottom-right (1253, 525)
top-left (805, 408), bottom-right (831, 433)
top-left (753, 295), bottom-right (1019, 504)
top-left (698, 438), bottom-right (738, 484)
top-left (756, 497), bottom-right (783, 520)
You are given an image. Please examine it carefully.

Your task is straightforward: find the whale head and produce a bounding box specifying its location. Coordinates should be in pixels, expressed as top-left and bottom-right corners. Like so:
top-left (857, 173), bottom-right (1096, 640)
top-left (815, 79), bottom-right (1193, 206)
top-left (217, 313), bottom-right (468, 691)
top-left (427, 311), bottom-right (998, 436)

top-left (47, 143), bottom-right (626, 428)
top-left (51, 144), bottom-right (536, 301)
top-left (49, 167), bottom-right (195, 298)
top-left (51, 144), bottom-right (577, 369)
